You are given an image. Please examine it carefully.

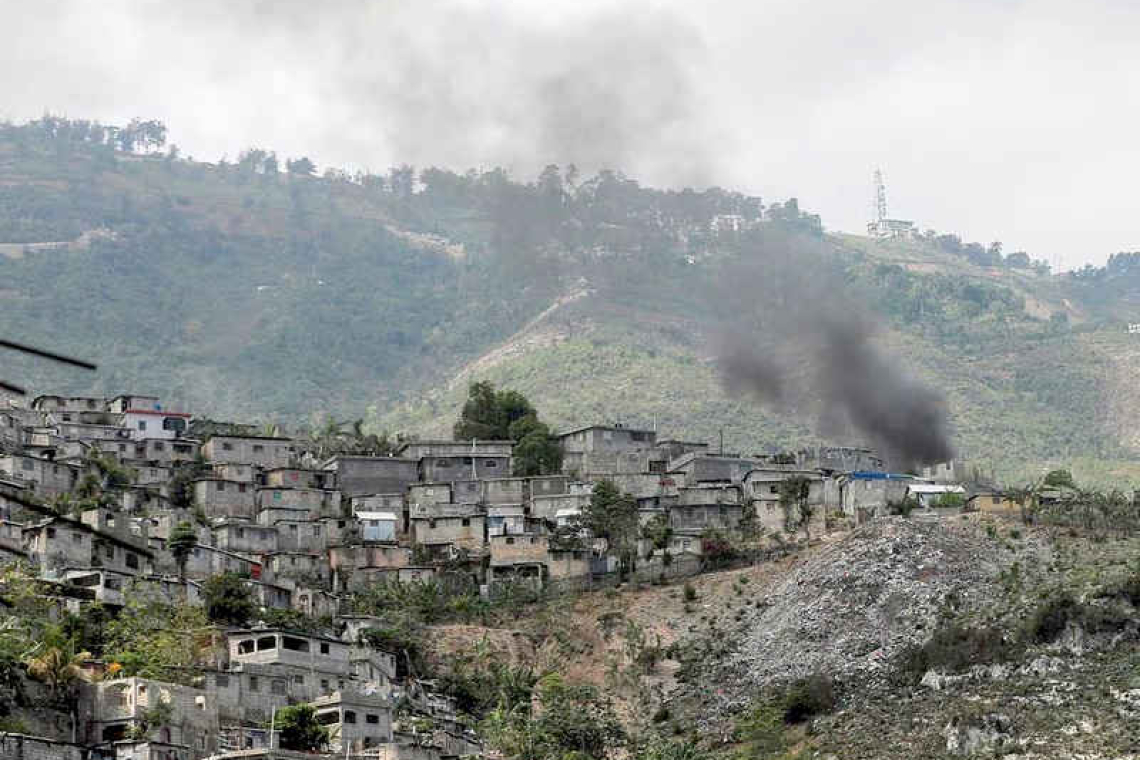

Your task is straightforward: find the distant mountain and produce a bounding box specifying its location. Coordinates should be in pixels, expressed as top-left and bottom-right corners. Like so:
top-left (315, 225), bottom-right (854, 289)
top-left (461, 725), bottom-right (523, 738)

top-left (3, 116), bottom-right (1139, 484)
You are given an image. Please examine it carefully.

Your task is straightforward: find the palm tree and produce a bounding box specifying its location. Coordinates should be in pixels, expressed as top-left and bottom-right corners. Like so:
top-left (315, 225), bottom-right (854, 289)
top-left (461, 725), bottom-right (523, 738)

top-left (167, 521), bottom-right (198, 578)
top-left (26, 641), bottom-right (91, 742)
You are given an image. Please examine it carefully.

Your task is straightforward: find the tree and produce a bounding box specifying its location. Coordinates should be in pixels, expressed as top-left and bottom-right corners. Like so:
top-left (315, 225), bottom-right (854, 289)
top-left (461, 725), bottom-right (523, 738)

top-left (454, 381), bottom-right (536, 440)
top-left (531, 675), bottom-right (626, 759)
top-left (167, 521), bottom-right (198, 578)
top-left (25, 633), bottom-right (90, 742)
top-left (509, 415), bottom-right (562, 476)
top-left (275, 703), bottom-right (329, 751)
top-left (1043, 469), bottom-right (1075, 489)
top-left (286, 156), bottom-right (316, 176)
top-left (778, 476), bottom-right (813, 540)
top-left (201, 573), bottom-right (254, 627)
top-left (582, 480), bottom-right (639, 574)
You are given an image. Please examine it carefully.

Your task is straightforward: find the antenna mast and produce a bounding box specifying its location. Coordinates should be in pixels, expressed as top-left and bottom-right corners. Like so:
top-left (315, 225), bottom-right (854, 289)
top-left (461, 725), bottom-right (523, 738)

top-left (874, 168), bottom-right (888, 224)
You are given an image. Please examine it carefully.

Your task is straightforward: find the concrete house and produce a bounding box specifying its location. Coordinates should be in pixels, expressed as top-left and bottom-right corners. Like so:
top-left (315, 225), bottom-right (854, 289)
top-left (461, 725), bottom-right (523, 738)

top-left (273, 519), bottom-right (328, 552)
top-left (263, 467), bottom-right (336, 490)
top-left (408, 504), bottom-right (485, 554)
top-left (121, 409), bottom-right (192, 441)
top-left (192, 478), bottom-right (256, 520)
top-left (31, 395), bottom-right (107, 414)
top-left (313, 691), bottom-right (393, 752)
top-left (203, 436), bottom-right (295, 469)
top-left (0, 453), bottom-right (80, 495)
top-left (357, 511), bottom-right (399, 543)
top-left (350, 493), bottom-right (404, 514)
top-left (488, 534), bottom-right (548, 588)
top-left (407, 483), bottom-right (452, 510)
top-left (181, 545), bottom-right (262, 581)
top-left (81, 677), bottom-right (219, 754)
top-left (528, 474), bottom-right (570, 498)
top-left (263, 551), bottom-right (329, 586)
top-left (322, 455), bottom-right (418, 497)
top-left (667, 453), bottom-right (761, 486)
top-left (130, 438), bottom-right (199, 466)
top-left (396, 440), bottom-right (514, 459)
top-left (211, 522), bottom-right (278, 555)
top-left (669, 484), bottom-right (743, 534)
top-left (255, 486), bottom-right (341, 517)
top-left (418, 453), bottom-right (510, 483)
top-left (487, 504), bottom-right (526, 536)
top-left (212, 463), bottom-right (256, 483)
top-left (839, 472), bottom-right (914, 520)
top-left (558, 424), bottom-right (657, 474)
top-left (743, 468), bottom-right (832, 536)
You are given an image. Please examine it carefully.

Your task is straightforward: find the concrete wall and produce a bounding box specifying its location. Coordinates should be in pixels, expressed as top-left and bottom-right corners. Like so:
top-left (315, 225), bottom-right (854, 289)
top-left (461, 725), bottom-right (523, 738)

top-left (327, 457), bottom-right (419, 498)
top-left (203, 437), bottom-right (295, 469)
top-left (194, 479), bottom-right (256, 520)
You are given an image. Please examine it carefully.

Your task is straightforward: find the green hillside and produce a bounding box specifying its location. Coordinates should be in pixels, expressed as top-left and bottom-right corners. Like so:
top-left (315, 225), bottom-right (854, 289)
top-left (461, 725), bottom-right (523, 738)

top-left (3, 116), bottom-right (1139, 484)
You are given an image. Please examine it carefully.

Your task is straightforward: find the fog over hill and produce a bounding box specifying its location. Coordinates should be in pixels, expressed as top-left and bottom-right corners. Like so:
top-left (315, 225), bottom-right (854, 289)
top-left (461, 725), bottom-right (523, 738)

top-left (4, 117), bottom-right (1140, 483)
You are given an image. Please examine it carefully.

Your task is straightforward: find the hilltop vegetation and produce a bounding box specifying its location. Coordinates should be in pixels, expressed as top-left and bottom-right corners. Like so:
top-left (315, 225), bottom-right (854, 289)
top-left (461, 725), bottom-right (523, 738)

top-left (2, 116), bottom-right (1140, 481)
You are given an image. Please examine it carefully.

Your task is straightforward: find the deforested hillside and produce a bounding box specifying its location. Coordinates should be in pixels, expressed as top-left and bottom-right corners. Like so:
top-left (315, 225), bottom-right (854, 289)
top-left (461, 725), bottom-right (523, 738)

top-left (3, 116), bottom-right (1140, 480)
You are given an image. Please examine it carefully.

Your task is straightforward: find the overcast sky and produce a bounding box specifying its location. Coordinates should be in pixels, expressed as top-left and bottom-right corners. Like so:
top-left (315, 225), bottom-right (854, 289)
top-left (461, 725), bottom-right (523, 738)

top-left (4, 0), bottom-right (1137, 269)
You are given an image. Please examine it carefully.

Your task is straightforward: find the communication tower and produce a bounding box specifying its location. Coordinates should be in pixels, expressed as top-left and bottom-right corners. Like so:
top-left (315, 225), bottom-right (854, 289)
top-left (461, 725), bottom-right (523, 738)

top-left (867, 168), bottom-right (916, 239)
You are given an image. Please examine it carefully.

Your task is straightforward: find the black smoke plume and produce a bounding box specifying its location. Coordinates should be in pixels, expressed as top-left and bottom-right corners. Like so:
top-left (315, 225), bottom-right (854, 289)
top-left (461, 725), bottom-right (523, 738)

top-left (716, 231), bottom-right (954, 470)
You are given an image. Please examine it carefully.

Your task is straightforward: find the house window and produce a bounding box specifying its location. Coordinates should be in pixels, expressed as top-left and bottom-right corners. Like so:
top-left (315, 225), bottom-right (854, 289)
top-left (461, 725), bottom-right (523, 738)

top-left (153, 442), bottom-right (165, 452)
top-left (138, 421), bottom-right (147, 431)
top-left (119, 444), bottom-right (126, 453)
top-left (72, 532), bottom-right (82, 543)
top-left (461, 518), bottom-right (470, 526)
top-left (273, 491), bottom-right (282, 502)
top-left (485, 460), bottom-right (497, 468)
top-left (105, 545), bottom-right (115, 559)
top-left (506, 536), bottom-right (515, 544)
top-left (217, 481), bottom-right (226, 492)
top-left (313, 526), bottom-right (320, 536)
top-left (21, 459), bottom-right (33, 471)
top-left (343, 711), bottom-right (357, 724)
top-left (237, 527), bottom-right (245, 538)
top-left (321, 679), bottom-right (330, 691)
top-left (271, 679), bottom-right (287, 696)
top-left (238, 483), bottom-right (247, 493)
top-left (215, 674), bottom-right (229, 687)
top-left (126, 553), bottom-right (139, 569)
top-left (293, 674), bottom-right (304, 685)
top-left (436, 459), bottom-right (451, 467)
top-left (253, 445), bottom-right (264, 453)
top-left (463, 457), bottom-right (473, 465)
top-left (320, 643), bottom-right (330, 654)
top-left (47, 527), bottom-right (56, 538)
top-left (366, 714), bottom-right (380, 724)
top-left (248, 676), bottom-right (259, 692)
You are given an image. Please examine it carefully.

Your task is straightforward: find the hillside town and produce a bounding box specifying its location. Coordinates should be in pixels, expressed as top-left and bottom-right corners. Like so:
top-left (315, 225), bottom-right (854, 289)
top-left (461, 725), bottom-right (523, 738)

top-left (0, 389), bottom-right (1002, 760)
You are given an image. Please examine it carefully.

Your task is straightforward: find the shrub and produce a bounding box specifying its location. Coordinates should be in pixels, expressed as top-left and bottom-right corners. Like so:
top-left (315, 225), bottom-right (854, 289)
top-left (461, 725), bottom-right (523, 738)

top-left (682, 583), bottom-right (697, 602)
top-left (782, 673), bottom-right (836, 723)
top-left (900, 623), bottom-right (1016, 680)
top-left (888, 496), bottom-right (919, 517)
top-left (1028, 593), bottom-right (1132, 643)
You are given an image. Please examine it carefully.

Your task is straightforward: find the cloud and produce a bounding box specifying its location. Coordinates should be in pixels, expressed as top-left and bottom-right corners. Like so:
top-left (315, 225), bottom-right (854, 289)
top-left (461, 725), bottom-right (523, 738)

top-left (1, 0), bottom-right (1137, 267)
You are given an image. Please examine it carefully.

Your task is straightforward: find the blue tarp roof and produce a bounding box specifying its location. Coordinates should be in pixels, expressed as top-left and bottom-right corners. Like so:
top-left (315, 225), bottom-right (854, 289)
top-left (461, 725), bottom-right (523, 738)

top-left (848, 471), bottom-right (915, 480)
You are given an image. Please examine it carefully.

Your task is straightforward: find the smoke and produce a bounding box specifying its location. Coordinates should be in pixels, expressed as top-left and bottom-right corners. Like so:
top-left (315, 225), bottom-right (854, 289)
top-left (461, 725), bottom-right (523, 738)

top-left (44, 0), bottom-right (723, 187)
top-left (716, 233), bottom-right (954, 470)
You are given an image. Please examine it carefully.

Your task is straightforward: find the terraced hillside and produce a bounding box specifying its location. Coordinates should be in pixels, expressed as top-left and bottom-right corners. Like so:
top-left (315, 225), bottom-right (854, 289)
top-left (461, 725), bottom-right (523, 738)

top-left (2, 116), bottom-right (1139, 483)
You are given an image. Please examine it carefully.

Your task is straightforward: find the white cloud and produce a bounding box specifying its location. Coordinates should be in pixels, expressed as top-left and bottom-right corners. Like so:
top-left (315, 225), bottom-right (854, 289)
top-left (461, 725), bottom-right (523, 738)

top-left (1, 0), bottom-right (1136, 268)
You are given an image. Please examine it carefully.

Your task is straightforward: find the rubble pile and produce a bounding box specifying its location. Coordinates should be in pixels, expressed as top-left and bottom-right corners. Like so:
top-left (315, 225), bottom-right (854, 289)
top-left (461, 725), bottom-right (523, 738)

top-left (728, 518), bottom-right (1005, 691)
